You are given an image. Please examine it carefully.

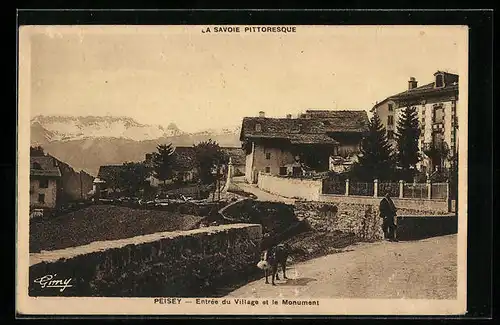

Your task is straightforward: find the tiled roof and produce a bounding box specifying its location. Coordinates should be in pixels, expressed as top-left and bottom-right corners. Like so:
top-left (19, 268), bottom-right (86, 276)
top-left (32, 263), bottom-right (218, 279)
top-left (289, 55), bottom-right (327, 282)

top-left (30, 156), bottom-right (61, 177)
top-left (390, 82), bottom-right (458, 100)
top-left (373, 72), bottom-right (459, 111)
top-left (240, 110), bottom-right (369, 143)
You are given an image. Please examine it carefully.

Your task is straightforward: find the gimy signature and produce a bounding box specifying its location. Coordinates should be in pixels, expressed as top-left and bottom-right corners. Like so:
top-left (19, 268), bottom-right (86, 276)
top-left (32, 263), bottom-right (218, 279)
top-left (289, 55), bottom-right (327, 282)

top-left (33, 274), bottom-right (73, 292)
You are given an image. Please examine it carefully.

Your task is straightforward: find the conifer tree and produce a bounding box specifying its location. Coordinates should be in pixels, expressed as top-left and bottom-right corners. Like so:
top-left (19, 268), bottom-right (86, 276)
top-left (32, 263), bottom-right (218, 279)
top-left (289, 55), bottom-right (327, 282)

top-left (350, 112), bottom-right (395, 181)
top-left (395, 106), bottom-right (421, 181)
top-left (152, 143), bottom-right (176, 186)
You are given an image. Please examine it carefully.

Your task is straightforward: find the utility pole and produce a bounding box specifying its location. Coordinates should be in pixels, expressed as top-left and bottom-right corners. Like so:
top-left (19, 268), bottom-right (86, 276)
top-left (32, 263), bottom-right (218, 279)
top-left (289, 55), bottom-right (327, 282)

top-left (80, 172), bottom-right (83, 199)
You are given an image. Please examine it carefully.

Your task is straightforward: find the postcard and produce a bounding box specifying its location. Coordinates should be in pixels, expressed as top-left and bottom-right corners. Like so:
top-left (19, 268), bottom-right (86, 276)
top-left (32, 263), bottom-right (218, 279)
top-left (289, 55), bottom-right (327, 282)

top-left (16, 24), bottom-right (468, 316)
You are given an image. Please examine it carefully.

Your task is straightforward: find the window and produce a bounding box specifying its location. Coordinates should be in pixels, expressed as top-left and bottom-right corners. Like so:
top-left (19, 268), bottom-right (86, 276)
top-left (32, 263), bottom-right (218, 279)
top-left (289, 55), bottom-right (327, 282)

top-left (265, 167), bottom-right (271, 173)
top-left (265, 152), bottom-right (271, 160)
top-left (38, 193), bottom-right (45, 204)
top-left (279, 167), bottom-right (287, 175)
top-left (32, 162), bottom-right (42, 170)
top-left (387, 130), bottom-right (394, 140)
top-left (255, 123), bottom-right (262, 132)
top-left (433, 105), bottom-right (445, 123)
top-left (39, 179), bottom-right (49, 188)
top-left (435, 74), bottom-right (444, 88)
top-left (388, 103), bottom-right (394, 112)
top-left (387, 116), bottom-right (394, 126)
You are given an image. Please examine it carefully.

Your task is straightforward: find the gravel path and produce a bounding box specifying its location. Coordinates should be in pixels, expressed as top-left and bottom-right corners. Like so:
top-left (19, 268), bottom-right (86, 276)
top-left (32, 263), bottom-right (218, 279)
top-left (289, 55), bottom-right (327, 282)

top-left (227, 234), bottom-right (457, 300)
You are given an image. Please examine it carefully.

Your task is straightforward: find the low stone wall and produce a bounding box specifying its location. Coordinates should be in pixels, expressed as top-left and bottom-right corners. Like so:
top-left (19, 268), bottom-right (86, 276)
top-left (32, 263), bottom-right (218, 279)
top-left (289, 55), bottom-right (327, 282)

top-left (318, 194), bottom-right (450, 215)
top-left (29, 224), bottom-right (262, 297)
top-left (294, 201), bottom-right (457, 242)
top-left (294, 201), bottom-right (384, 241)
top-left (258, 172), bottom-right (322, 201)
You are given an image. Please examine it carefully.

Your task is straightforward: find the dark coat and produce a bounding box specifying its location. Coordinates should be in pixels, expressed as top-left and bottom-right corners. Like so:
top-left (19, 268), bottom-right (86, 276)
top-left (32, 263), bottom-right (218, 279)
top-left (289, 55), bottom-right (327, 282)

top-left (379, 196), bottom-right (397, 219)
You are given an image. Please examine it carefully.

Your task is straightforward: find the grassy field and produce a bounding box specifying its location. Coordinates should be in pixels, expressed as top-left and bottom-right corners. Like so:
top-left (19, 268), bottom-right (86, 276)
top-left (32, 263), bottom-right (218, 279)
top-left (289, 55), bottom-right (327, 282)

top-left (29, 205), bottom-right (204, 253)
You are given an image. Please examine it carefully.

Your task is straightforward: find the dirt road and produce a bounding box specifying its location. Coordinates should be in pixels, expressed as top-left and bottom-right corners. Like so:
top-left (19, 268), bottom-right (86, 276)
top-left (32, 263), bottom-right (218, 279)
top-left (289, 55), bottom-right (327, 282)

top-left (227, 234), bottom-right (457, 300)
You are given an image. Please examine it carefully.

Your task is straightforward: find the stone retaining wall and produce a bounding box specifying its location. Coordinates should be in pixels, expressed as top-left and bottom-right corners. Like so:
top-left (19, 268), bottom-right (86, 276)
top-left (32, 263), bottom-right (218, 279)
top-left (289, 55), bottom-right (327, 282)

top-left (294, 201), bottom-right (457, 242)
top-left (29, 224), bottom-right (262, 297)
top-left (294, 201), bottom-right (384, 242)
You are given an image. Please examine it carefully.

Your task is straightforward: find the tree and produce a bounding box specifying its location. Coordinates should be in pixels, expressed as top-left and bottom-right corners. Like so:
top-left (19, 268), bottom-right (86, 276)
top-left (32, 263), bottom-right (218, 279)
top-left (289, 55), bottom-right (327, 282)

top-left (193, 139), bottom-right (228, 200)
top-left (349, 112), bottom-right (396, 181)
top-left (30, 146), bottom-right (45, 157)
top-left (118, 162), bottom-right (150, 196)
top-left (152, 143), bottom-right (176, 186)
top-left (395, 106), bottom-right (421, 181)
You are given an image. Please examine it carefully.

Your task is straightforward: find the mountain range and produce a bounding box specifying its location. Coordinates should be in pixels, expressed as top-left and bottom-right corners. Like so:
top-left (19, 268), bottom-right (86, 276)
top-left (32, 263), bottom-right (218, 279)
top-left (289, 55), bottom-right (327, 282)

top-left (30, 115), bottom-right (242, 176)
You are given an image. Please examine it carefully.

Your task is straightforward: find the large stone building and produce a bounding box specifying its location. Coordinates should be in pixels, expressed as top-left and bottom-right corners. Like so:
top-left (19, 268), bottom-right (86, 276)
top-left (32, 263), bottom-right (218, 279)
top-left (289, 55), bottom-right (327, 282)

top-left (371, 71), bottom-right (459, 174)
top-left (240, 110), bottom-right (369, 183)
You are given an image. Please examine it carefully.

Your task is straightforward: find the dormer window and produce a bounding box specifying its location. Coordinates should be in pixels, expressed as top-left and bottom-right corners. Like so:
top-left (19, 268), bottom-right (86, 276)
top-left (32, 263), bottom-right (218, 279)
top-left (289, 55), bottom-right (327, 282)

top-left (435, 74), bottom-right (444, 88)
top-left (32, 162), bottom-right (42, 170)
top-left (255, 123), bottom-right (262, 132)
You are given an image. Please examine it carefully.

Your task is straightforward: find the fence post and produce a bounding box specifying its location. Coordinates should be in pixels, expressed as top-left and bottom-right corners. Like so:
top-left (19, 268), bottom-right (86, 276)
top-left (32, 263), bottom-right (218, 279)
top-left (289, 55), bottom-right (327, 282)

top-left (399, 180), bottom-right (404, 198)
top-left (446, 180), bottom-right (450, 211)
top-left (427, 179), bottom-right (432, 199)
top-left (345, 179), bottom-right (349, 196)
top-left (373, 179), bottom-right (378, 197)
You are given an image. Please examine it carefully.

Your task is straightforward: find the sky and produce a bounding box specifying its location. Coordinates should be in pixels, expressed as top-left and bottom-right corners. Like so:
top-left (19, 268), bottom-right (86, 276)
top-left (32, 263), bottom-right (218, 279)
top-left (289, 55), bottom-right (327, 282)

top-left (25, 25), bottom-right (468, 133)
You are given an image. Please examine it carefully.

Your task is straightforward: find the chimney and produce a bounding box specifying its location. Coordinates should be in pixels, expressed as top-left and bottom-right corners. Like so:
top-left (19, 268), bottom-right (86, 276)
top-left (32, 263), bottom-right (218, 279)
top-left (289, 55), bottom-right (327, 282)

top-left (408, 77), bottom-right (418, 90)
top-left (258, 111), bottom-right (265, 118)
top-left (286, 114), bottom-right (292, 119)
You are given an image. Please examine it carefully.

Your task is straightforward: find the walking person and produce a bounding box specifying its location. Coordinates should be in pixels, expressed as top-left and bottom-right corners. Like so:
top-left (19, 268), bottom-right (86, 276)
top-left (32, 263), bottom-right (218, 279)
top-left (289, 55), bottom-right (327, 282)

top-left (379, 192), bottom-right (398, 241)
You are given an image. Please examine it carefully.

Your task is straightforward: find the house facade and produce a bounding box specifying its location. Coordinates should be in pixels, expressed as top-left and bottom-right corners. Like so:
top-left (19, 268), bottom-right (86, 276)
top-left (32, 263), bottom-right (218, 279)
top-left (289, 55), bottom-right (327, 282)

top-left (240, 110), bottom-right (369, 183)
top-left (372, 71), bottom-right (459, 173)
top-left (30, 156), bottom-right (62, 209)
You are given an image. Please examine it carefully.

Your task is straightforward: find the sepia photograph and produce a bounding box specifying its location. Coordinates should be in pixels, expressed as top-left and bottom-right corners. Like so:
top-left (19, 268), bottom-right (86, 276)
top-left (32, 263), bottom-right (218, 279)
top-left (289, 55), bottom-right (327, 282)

top-left (17, 24), bottom-right (468, 316)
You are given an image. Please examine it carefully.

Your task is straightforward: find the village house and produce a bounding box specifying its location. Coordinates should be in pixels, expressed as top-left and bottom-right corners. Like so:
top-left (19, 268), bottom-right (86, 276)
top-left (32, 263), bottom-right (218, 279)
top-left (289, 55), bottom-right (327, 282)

top-left (240, 110), bottom-right (369, 183)
top-left (144, 146), bottom-right (199, 188)
top-left (96, 165), bottom-right (126, 196)
top-left (54, 157), bottom-right (95, 202)
top-left (371, 71), bottom-right (459, 174)
top-left (30, 156), bottom-right (62, 209)
top-left (30, 154), bottom-right (94, 209)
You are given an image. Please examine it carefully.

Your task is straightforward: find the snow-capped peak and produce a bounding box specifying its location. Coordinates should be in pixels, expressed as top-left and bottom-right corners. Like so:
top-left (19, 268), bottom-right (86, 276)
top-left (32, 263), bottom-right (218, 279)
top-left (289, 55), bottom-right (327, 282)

top-left (31, 115), bottom-right (183, 142)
